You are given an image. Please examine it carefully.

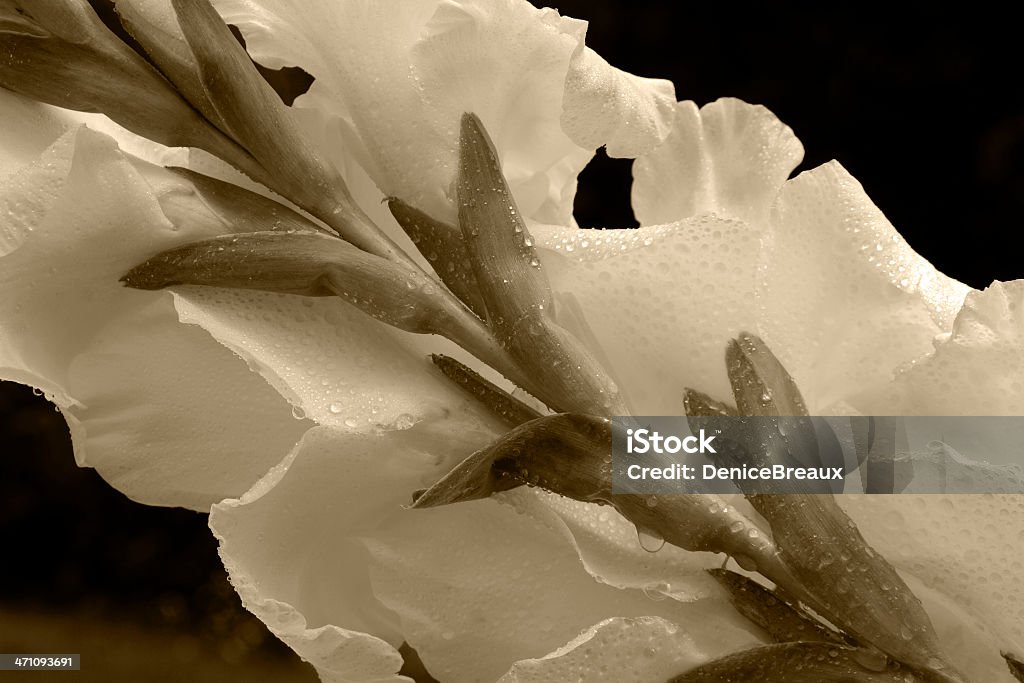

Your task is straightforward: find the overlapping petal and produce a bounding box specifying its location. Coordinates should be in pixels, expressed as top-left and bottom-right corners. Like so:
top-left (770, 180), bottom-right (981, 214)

top-left (538, 98), bottom-right (968, 414)
top-left (883, 280), bottom-right (1024, 414)
top-left (0, 120), bottom-right (305, 509)
top-left (210, 0), bottom-right (673, 227)
top-left (212, 425), bottom-right (762, 683)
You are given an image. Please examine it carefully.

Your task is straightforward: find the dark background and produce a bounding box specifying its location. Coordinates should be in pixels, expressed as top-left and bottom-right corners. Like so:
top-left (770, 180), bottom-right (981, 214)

top-left (1, 2), bottom-right (1021, 680)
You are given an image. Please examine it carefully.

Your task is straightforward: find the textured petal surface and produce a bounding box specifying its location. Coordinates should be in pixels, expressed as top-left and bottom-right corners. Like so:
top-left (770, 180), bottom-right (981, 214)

top-left (532, 490), bottom-right (722, 600)
top-left (212, 0), bottom-right (671, 228)
top-left (0, 90), bottom-right (78, 189)
top-left (535, 218), bottom-right (762, 411)
top-left (759, 161), bottom-right (970, 413)
top-left (561, 44), bottom-right (676, 158)
top-left (843, 494), bottom-right (1024, 682)
top-left (0, 126), bottom-right (305, 509)
top-left (539, 101), bottom-right (968, 414)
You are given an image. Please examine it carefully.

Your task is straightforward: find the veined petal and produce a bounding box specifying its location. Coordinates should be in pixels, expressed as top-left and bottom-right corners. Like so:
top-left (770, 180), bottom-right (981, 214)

top-left (632, 99), bottom-right (804, 227)
top-left (0, 126), bottom-right (305, 508)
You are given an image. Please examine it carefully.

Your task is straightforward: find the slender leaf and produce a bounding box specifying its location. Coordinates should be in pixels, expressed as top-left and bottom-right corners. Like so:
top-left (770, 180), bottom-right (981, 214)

top-left (112, 0), bottom-right (231, 140)
top-left (169, 0), bottom-right (399, 261)
top-left (431, 354), bottom-right (541, 428)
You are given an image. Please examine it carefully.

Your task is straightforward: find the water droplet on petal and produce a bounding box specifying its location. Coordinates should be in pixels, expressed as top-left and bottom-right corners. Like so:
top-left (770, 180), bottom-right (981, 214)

top-left (636, 527), bottom-right (666, 553)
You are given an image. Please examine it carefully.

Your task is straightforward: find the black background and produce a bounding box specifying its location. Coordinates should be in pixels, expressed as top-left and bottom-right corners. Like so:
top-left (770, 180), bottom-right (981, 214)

top-left (1, 2), bottom-right (1021, 680)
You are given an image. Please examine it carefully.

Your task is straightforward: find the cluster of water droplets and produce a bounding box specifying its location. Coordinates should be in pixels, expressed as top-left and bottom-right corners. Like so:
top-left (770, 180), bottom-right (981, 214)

top-left (842, 493), bottom-right (1024, 646)
top-left (173, 286), bottom-right (452, 433)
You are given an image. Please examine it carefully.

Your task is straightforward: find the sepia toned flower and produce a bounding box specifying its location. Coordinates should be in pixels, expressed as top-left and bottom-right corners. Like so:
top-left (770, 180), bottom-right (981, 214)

top-left (1, 0), bottom-right (1022, 681)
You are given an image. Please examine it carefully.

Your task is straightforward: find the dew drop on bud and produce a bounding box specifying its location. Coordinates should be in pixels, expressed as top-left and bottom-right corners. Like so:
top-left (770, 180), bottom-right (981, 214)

top-left (328, 402), bottom-right (343, 414)
top-left (852, 648), bottom-right (888, 672)
top-left (291, 405), bottom-right (306, 420)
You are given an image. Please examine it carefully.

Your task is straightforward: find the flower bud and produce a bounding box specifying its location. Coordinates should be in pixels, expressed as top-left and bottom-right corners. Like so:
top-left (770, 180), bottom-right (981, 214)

top-left (166, 0), bottom-right (400, 261)
top-left (410, 412), bottom-right (800, 593)
top-left (0, 0), bottom-right (254, 172)
top-left (122, 231), bottom-right (448, 334)
top-left (457, 112), bottom-right (624, 415)
top-left (712, 333), bottom-right (958, 679)
top-left (388, 198), bottom-right (487, 318)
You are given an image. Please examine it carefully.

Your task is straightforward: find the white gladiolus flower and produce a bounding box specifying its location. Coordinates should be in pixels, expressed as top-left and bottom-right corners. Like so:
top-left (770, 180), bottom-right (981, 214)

top-left (1, 1), bottom-right (1022, 681)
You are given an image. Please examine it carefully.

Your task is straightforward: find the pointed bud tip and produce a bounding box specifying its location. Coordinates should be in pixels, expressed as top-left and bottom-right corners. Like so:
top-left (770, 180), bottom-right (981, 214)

top-left (119, 268), bottom-right (174, 291)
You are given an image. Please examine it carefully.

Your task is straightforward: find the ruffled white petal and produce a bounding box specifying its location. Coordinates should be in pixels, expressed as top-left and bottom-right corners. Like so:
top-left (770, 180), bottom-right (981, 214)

top-left (0, 126), bottom-right (306, 509)
top-left (0, 90), bottom-right (79, 189)
top-left (561, 44), bottom-right (676, 159)
top-left (759, 161), bottom-right (969, 413)
top-left (367, 489), bottom-right (760, 682)
top-left (632, 98), bottom-right (804, 227)
top-left (884, 280), bottom-right (1024, 414)
top-left (539, 100), bottom-right (968, 414)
